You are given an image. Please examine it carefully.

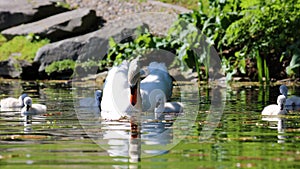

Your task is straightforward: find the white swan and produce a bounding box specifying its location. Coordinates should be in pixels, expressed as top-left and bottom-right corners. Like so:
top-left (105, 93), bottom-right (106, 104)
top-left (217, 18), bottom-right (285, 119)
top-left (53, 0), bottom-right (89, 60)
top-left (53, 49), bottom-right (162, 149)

top-left (0, 93), bottom-right (28, 108)
top-left (261, 95), bottom-right (287, 121)
top-left (100, 58), bottom-right (180, 120)
top-left (21, 97), bottom-right (47, 115)
top-left (279, 85), bottom-right (300, 106)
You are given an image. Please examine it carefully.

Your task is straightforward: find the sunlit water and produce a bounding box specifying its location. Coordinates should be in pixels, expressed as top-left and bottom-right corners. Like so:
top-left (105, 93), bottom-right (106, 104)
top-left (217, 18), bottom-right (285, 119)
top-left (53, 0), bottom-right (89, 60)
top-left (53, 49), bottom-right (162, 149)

top-left (0, 80), bottom-right (299, 168)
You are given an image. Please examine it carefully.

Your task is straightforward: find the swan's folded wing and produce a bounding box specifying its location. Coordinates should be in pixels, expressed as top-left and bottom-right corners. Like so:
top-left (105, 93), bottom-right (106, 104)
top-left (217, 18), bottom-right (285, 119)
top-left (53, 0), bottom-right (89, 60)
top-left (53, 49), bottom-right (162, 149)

top-left (101, 61), bottom-right (131, 115)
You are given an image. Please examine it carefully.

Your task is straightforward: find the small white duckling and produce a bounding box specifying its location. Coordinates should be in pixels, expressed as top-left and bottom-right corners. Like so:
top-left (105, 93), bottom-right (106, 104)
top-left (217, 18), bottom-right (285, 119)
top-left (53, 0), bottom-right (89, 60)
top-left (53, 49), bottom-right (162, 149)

top-left (21, 97), bottom-right (47, 115)
top-left (0, 94), bottom-right (28, 108)
top-left (262, 95), bottom-right (287, 121)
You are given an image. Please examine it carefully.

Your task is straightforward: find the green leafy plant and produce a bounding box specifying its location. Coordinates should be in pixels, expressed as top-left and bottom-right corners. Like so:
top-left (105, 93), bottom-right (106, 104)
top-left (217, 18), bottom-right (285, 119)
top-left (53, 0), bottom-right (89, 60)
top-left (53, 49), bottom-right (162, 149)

top-left (167, 17), bottom-right (213, 81)
top-left (222, 0), bottom-right (300, 82)
top-left (105, 0), bottom-right (300, 82)
top-left (283, 40), bottom-right (300, 78)
top-left (107, 28), bottom-right (173, 66)
top-left (163, 0), bottom-right (242, 81)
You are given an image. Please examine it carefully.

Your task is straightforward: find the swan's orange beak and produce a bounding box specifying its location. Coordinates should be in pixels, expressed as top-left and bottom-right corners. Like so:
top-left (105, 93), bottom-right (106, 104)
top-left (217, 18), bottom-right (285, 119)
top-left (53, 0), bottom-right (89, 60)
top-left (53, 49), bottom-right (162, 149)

top-left (130, 85), bottom-right (137, 106)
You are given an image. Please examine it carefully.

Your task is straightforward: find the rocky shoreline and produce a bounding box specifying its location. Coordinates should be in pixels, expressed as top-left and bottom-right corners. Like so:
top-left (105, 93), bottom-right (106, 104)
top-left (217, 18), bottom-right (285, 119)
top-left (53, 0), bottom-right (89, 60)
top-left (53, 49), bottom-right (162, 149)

top-left (0, 0), bottom-right (191, 80)
top-left (65, 0), bottom-right (191, 21)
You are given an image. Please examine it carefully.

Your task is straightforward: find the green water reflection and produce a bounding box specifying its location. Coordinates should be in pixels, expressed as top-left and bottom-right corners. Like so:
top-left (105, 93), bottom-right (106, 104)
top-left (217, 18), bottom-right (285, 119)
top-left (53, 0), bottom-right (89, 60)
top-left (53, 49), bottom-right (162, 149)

top-left (0, 80), bottom-right (299, 168)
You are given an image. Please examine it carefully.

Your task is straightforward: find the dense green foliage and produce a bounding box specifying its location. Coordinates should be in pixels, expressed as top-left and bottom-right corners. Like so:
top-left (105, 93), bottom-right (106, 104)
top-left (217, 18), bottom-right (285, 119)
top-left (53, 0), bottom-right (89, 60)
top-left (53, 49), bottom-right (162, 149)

top-left (107, 28), bottom-right (173, 65)
top-left (177, 0), bottom-right (300, 81)
top-left (0, 34), bottom-right (49, 63)
top-left (107, 0), bottom-right (300, 82)
top-left (107, 22), bottom-right (213, 81)
top-left (223, 0), bottom-right (300, 81)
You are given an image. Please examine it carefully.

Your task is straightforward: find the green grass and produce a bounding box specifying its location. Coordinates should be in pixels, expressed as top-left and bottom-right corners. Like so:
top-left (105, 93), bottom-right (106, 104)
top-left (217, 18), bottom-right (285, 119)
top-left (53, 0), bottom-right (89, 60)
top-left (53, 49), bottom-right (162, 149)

top-left (0, 34), bottom-right (7, 45)
top-left (0, 35), bottom-right (49, 63)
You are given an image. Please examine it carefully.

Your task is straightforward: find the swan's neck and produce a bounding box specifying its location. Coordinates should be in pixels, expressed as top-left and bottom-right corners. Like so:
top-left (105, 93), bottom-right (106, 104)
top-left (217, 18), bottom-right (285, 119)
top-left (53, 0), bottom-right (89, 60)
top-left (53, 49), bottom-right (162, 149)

top-left (129, 79), bottom-right (142, 112)
top-left (135, 80), bottom-right (142, 112)
top-left (26, 105), bottom-right (31, 111)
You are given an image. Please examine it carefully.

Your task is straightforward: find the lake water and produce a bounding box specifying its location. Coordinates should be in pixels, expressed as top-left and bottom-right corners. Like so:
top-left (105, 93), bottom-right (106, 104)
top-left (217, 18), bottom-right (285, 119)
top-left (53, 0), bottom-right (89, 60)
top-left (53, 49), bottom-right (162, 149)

top-left (0, 80), bottom-right (299, 168)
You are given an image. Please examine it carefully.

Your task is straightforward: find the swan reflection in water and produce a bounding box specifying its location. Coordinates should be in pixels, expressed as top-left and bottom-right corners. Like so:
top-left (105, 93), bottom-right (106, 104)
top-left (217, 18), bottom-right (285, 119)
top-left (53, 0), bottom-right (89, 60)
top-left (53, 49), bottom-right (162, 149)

top-left (21, 114), bottom-right (48, 133)
top-left (262, 114), bottom-right (287, 143)
top-left (77, 103), bottom-right (182, 163)
top-left (0, 107), bottom-right (45, 134)
top-left (76, 58), bottom-right (200, 164)
top-left (104, 114), bottom-right (178, 162)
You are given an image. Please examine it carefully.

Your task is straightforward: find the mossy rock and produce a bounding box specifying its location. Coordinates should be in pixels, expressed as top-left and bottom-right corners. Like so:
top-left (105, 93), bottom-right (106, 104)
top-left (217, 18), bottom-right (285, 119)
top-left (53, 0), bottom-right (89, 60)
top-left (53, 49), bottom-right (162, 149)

top-left (0, 35), bottom-right (49, 63)
top-left (45, 59), bottom-right (76, 76)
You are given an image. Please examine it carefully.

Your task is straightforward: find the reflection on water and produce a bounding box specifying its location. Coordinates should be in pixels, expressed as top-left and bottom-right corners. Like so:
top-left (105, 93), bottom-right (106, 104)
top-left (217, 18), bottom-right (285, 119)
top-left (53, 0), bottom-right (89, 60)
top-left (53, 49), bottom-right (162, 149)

top-left (75, 82), bottom-right (200, 162)
top-left (0, 80), bottom-right (300, 168)
top-left (262, 116), bottom-right (287, 143)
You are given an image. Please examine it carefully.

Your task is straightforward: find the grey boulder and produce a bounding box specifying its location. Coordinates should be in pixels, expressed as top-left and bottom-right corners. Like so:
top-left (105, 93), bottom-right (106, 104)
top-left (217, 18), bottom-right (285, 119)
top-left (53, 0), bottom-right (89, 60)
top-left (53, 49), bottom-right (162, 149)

top-left (0, 0), bottom-right (68, 31)
top-left (0, 57), bottom-right (22, 78)
top-left (2, 8), bottom-right (103, 42)
top-left (34, 19), bottom-right (148, 74)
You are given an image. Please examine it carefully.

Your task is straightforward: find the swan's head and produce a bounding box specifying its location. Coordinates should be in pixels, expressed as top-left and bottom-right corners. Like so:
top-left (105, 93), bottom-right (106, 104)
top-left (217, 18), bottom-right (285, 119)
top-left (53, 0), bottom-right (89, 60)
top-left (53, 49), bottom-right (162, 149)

top-left (277, 95), bottom-right (286, 110)
top-left (279, 85), bottom-right (288, 98)
top-left (23, 97), bottom-right (32, 111)
top-left (128, 59), bottom-right (141, 106)
top-left (19, 93), bottom-right (28, 107)
top-left (94, 90), bottom-right (102, 109)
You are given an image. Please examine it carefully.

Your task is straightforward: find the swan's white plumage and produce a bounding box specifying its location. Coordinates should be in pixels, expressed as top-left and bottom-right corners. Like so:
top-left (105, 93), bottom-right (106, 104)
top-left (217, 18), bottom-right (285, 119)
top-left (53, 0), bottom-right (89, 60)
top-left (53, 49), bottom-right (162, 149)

top-left (100, 61), bottom-right (133, 120)
top-left (21, 97), bottom-right (47, 115)
top-left (100, 59), bottom-right (180, 120)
